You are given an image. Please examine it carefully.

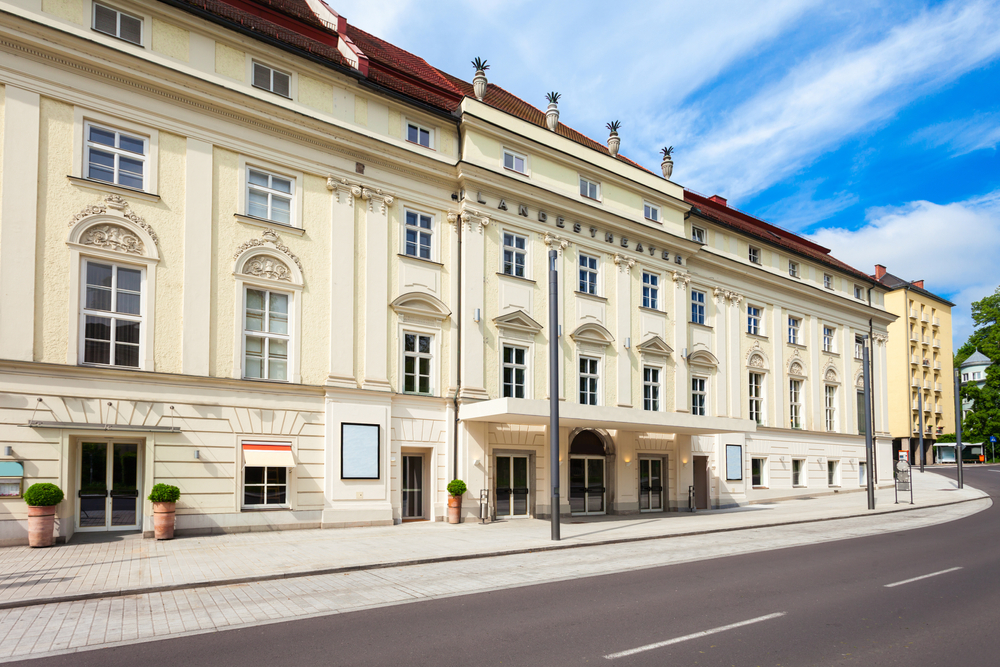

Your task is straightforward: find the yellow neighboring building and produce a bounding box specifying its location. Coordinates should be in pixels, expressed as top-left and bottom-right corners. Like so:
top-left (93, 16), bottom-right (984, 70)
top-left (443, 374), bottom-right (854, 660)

top-left (874, 265), bottom-right (955, 464)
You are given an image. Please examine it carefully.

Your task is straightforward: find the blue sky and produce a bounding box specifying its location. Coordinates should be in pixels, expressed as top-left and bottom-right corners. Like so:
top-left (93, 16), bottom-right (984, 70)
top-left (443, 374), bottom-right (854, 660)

top-left (338, 0), bottom-right (1000, 348)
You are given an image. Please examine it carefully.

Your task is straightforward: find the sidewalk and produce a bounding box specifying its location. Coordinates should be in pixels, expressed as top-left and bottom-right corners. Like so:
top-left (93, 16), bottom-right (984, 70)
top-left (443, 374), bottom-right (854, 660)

top-left (0, 471), bottom-right (987, 612)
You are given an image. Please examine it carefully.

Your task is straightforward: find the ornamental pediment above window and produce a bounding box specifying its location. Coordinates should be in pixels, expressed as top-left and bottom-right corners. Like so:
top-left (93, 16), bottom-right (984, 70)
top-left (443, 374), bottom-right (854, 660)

top-left (67, 194), bottom-right (160, 260)
top-left (636, 335), bottom-right (673, 361)
top-left (494, 310), bottom-right (543, 339)
top-left (233, 229), bottom-right (304, 286)
top-left (390, 291), bottom-right (451, 323)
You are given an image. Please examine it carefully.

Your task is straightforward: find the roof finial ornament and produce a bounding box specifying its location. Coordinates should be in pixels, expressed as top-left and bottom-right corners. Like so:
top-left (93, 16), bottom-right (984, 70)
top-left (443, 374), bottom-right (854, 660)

top-left (606, 121), bottom-right (621, 157)
top-left (471, 57), bottom-right (489, 101)
top-left (660, 146), bottom-right (674, 179)
top-left (545, 92), bottom-right (560, 132)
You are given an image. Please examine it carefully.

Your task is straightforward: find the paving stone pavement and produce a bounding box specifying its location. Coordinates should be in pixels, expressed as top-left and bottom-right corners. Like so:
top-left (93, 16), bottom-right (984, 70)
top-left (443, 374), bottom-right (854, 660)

top-left (0, 471), bottom-right (989, 662)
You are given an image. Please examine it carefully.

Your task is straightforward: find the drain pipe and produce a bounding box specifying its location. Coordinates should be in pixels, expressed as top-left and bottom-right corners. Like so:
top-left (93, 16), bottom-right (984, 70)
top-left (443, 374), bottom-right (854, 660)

top-left (452, 215), bottom-right (463, 482)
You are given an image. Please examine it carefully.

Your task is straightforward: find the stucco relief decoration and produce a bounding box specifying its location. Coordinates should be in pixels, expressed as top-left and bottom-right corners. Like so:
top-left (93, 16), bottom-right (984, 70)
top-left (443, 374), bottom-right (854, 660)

top-left (234, 229), bottom-right (303, 274)
top-left (613, 253), bottom-right (635, 273)
top-left (789, 361), bottom-right (805, 377)
top-left (873, 332), bottom-right (889, 346)
top-left (671, 271), bottom-right (692, 289)
top-left (825, 368), bottom-right (838, 382)
top-left (69, 194), bottom-right (159, 246)
top-left (749, 353), bottom-right (765, 369)
top-left (361, 187), bottom-right (394, 214)
top-left (542, 232), bottom-right (569, 255)
top-left (243, 255), bottom-right (292, 281)
top-left (326, 176), bottom-right (358, 207)
top-left (714, 287), bottom-right (743, 306)
top-left (460, 207), bottom-right (491, 233)
top-left (746, 341), bottom-right (767, 370)
top-left (856, 372), bottom-right (866, 389)
top-left (81, 225), bottom-right (144, 255)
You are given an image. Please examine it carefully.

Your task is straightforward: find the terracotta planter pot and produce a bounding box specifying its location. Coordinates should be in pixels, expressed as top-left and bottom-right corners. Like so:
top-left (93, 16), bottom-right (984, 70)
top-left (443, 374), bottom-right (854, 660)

top-left (27, 505), bottom-right (56, 548)
top-left (447, 495), bottom-right (462, 524)
top-left (152, 501), bottom-right (176, 540)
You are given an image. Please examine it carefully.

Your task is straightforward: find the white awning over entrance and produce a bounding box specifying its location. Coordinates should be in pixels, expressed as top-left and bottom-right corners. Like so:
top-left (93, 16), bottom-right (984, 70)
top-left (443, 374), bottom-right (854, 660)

top-left (242, 442), bottom-right (296, 467)
top-left (458, 398), bottom-right (757, 435)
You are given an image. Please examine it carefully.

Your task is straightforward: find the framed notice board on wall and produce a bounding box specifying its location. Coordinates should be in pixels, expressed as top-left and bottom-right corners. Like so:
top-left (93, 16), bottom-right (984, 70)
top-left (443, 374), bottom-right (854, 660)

top-left (725, 444), bottom-right (743, 481)
top-left (341, 423), bottom-right (380, 479)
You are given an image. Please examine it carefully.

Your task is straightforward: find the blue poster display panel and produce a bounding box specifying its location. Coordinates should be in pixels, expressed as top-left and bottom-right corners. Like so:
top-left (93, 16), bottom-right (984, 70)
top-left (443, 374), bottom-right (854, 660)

top-left (341, 423), bottom-right (380, 479)
top-left (726, 444), bottom-right (742, 481)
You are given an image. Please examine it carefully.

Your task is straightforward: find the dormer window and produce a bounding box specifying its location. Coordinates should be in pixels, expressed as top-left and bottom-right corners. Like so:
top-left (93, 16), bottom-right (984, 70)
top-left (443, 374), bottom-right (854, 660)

top-left (788, 261), bottom-right (800, 278)
top-left (748, 246), bottom-right (761, 264)
top-left (407, 122), bottom-right (433, 148)
top-left (252, 61), bottom-right (291, 98)
top-left (93, 3), bottom-right (142, 45)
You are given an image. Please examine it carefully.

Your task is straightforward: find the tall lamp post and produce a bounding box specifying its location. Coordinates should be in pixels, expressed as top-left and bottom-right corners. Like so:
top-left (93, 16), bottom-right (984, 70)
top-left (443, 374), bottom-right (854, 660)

top-left (954, 369), bottom-right (963, 489)
top-left (548, 249), bottom-right (561, 541)
top-left (918, 392), bottom-right (924, 473)
top-left (862, 336), bottom-right (876, 510)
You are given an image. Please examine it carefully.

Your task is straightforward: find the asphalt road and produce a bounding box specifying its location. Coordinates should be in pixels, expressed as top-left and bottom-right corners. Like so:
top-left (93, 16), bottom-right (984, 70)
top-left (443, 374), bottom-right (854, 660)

top-left (12, 466), bottom-right (997, 666)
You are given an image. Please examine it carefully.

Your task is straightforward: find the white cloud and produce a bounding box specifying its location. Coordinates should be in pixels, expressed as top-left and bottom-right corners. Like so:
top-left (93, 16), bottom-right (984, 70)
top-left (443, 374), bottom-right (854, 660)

top-left (755, 182), bottom-right (858, 229)
top-left (909, 113), bottom-right (1000, 156)
top-left (809, 190), bottom-right (1000, 348)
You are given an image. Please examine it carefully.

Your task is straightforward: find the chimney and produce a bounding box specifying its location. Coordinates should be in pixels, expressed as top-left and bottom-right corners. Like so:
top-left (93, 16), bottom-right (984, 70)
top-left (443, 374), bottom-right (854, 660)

top-left (874, 264), bottom-right (887, 280)
top-left (912, 279), bottom-right (924, 289)
top-left (708, 195), bottom-right (728, 207)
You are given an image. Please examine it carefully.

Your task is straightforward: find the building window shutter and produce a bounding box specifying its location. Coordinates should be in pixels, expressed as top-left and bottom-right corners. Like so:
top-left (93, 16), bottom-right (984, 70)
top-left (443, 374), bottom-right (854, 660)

top-left (272, 70), bottom-right (291, 97)
top-left (119, 14), bottom-right (142, 45)
top-left (93, 4), bottom-right (118, 35)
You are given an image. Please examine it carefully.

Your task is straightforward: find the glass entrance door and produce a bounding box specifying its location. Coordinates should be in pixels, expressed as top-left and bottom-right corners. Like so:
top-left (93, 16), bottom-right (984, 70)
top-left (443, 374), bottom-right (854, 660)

top-left (569, 457), bottom-right (605, 515)
top-left (402, 455), bottom-right (423, 519)
top-left (78, 441), bottom-right (140, 531)
top-left (495, 455), bottom-right (529, 518)
top-left (639, 458), bottom-right (664, 512)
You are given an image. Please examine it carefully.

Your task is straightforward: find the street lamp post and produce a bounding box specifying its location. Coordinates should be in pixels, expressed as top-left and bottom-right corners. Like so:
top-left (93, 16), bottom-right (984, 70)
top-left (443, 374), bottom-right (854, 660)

top-left (954, 369), bottom-right (963, 489)
top-left (862, 337), bottom-right (876, 510)
top-left (548, 249), bottom-right (560, 541)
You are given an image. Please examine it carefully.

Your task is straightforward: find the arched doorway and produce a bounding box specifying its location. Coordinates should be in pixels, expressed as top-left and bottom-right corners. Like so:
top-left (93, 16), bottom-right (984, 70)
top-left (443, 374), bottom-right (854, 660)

top-left (569, 430), bottom-right (608, 515)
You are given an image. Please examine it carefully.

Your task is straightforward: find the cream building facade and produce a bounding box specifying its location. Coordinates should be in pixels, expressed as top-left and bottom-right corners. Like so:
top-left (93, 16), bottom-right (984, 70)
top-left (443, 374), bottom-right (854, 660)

top-left (0, 0), bottom-right (895, 545)
top-left (874, 265), bottom-right (955, 465)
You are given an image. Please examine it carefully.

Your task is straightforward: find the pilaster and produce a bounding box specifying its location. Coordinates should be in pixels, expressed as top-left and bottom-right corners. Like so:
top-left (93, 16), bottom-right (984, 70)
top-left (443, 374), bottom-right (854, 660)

top-left (671, 271), bottom-right (690, 412)
top-left (326, 177), bottom-right (358, 389)
top-left (360, 186), bottom-right (394, 392)
top-left (613, 253), bottom-right (633, 407)
top-left (457, 206), bottom-right (489, 400)
top-left (182, 138), bottom-right (213, 375)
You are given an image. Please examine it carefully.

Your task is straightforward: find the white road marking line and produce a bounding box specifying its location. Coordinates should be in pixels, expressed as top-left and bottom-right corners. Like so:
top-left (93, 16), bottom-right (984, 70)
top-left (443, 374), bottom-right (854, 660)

top-left (884, 566), bottom-right (963, 588)
top-left (603, 612), bottom-right (787, 660)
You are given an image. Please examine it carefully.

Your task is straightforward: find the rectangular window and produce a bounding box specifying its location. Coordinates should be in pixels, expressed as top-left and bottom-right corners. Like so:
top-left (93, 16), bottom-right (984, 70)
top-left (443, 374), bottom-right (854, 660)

top-left (82, 260), bottom-right (142, 368)
top-left (243, 288), bottom-right (289, 381)
top-left (751, 458), bottom-right (766, 487)
top-left (825, 385), bottom-right (837, 432)
top-left (748, 246), bottom-right (761, 264)
top-left (502, 232), bottom-right (527, 277)
top-left (789, 379), bottom-right (802, 429)
top-left (691, 289), bottom-right (706, 325)
top-left (824, 273), bottom-right (833, 289)
top-left (854, 284), bottom-right (865, 300)
top-left (247, 168), bottom-right (293, 225)
top-left (692, 377), bottom-right (707, 416)
top-left (502, 345), bottom-right (527, 398)
top-left (403, 333), bottom-right (432, 394)
top-left (691, 226), bottom-right (705, 243)
top-left (503, 149), bottom-right (526, 174)
top-left (579, 176), bottom-right (600, 200)
top-left (749, 372), bottom-right (763, 424)
top-left (642, 272), bottom-right (659, 309)
top-left (855, 335), bottom-right (864, 360)
top-left (643, 202), bottom-right (660, 222)
top-left (857, 390), bottom-right (866, 434)
top-left (859, 461), bottom-right (867, 486)
top-left (823, 326), bottom-right (835, 352)
top-left (788, 261), bottom-right (799, 278)
top-left (792, 459), bottom-right (805, 487)
top-left (243, 466), bottom-right (287, 507)
top-left (251, 61), bottom-right (291, 97)
top-left (747, 305), bottom-right (762, 335)
top-left (643, 366), bottom-right (660, 411)
top-left (93, 3), bottom-right (142, 45)
top-left (407, 123), bottom-right (432, 148)
top-left (827, 460), bottom-right (839, 486)
top-left (579, 253), bottom-right (598, 294)
top-left (404, 210), bottom-right (433, 260)
top-left (788, 317), bottom-right (800, 345)
top-left (85, 122), bottom-right (147, 190)
top-left (962, 373), bottom-right (969, 382)
top-left (579, 356), bottom-right (599, 405)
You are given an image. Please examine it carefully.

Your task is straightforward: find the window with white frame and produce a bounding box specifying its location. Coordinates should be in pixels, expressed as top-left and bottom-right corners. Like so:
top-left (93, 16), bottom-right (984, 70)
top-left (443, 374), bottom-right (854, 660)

top-left (643, 202), bottom-right (660, 222)
top-left (643, 366), bottom-right (661, 411)
top-left (858, 461), bottom-right (867, 486)
top-left (751, 458), bottom-right (767, 487)
top-left (579, 176), bottom-right (600, 200)
top-left (789, 379), bottom-right (803, 429)
top-left (81, 260), bottom-right (142, 368)
top-left (823, 326), bottom-right (835, 352)
top-left (579, 253), bottom-right (598, 294)
top-left (792, 458), bottom-right (805, 486)
top-left (502, 232), bottom-right (527, 277)
top-left (963, 373), bottom-right (969, 382)
top-left (692, 377), bottom-right (707, 416)
top-left (788, 316), bottom-right (801, 345)
top-left (749, 372), bottom-right (763, 424)
top-left (403, 333), bottom-right (433, 394)
top-left (855, 335), bottom-right (864, 360)
top-left (854, 284), bottom-right (865, 300)
top-left (407, 122), bottom-right (432, 148)
top-left (92, 3), bottom-right (142, 45)
top-left (827, 460), bottom-right (839, 486)
top-left (503, 149), bottom-right (526, 174)
top-left (85, 122), bottom-right (147, 190)
top-left (243, 288), bottom-right (289, 381)
top-left (243, 466), bottom-right (287, 507)
top-left (251, 61), bottom-right (291, 97)
top-left (788, 260), bottom-right (800, 278)
top-left (691, 289), bottom-right (706, 325)
top-left (579, 356), bottom-right (599, 405)
top-left (691, 226), bottom-right (705, 243)
top-left (404, 210), bottom-right (433, 260)
top-left (825, 385), bottom-right (837, 432)
top-left (642, 272), bottom-right (659, 309)
top-left (748, 246), bottom-right (761, 264)
top-left (502, 344), bottom-right (527, 398)
top-left (247, 168), bottom-right (293, 225)
top-left (824, 273), bottom-right (833, 289)
top-left (747, 305), bottom-right (762, 335)
top-left (857, 390), bottom-right (866, 434)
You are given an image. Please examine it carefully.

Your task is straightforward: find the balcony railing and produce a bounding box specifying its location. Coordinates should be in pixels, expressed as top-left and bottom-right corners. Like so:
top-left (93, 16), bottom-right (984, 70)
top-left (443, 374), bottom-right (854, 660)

top-left (933, 339), bottom-right (941, 348)
top-left (935, 382), bottom-right (943, 391)
top-left (922, 336), bottom-right (931, 345)
top-left (921, 313), bottom-right (930, 323)
top-left (911, 355), bottom-right (920, 364)
top-left (933, 317), bottom-right (941, 327)
top-left (909, 309), bottom-right (918, 319)
top-left (922, 359), bottom-right (930, 367)
top-left (934, 361), bottom-right (941, 370)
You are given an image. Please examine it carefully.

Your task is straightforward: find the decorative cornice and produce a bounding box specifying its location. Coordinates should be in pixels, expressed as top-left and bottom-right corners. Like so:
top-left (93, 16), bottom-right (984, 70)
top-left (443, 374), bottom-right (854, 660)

top-left (234, 229), bottom-right (302, 271)
top-left (68, 194), bottom-right (159, 245)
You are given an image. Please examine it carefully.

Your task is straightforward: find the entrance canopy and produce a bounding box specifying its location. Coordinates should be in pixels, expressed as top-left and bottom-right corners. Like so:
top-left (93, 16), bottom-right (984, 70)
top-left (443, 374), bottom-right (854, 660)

top-left (459, 398), bottom-right (756, 435)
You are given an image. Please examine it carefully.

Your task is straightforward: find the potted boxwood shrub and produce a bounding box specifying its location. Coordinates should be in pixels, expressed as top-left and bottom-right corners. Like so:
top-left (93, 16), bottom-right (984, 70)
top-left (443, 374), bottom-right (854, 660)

top-left (23, 482), bottom-right (64, 548)
top-left (447, 479), bottom-right (467, 524)
top-left (148, 483), bottom-right (181, 540)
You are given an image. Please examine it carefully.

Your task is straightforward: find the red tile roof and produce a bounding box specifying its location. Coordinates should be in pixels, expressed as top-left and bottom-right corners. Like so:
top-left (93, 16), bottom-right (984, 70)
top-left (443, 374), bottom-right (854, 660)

top-left (684, 190), bottom-right (874, 282)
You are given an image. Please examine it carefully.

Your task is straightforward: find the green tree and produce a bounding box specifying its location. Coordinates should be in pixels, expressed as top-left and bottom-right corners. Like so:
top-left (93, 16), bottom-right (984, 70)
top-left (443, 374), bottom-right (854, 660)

top-left (955, 286), bottom-right (1000, 366)
top-left (956, 287), bottom-right (1000, 448)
